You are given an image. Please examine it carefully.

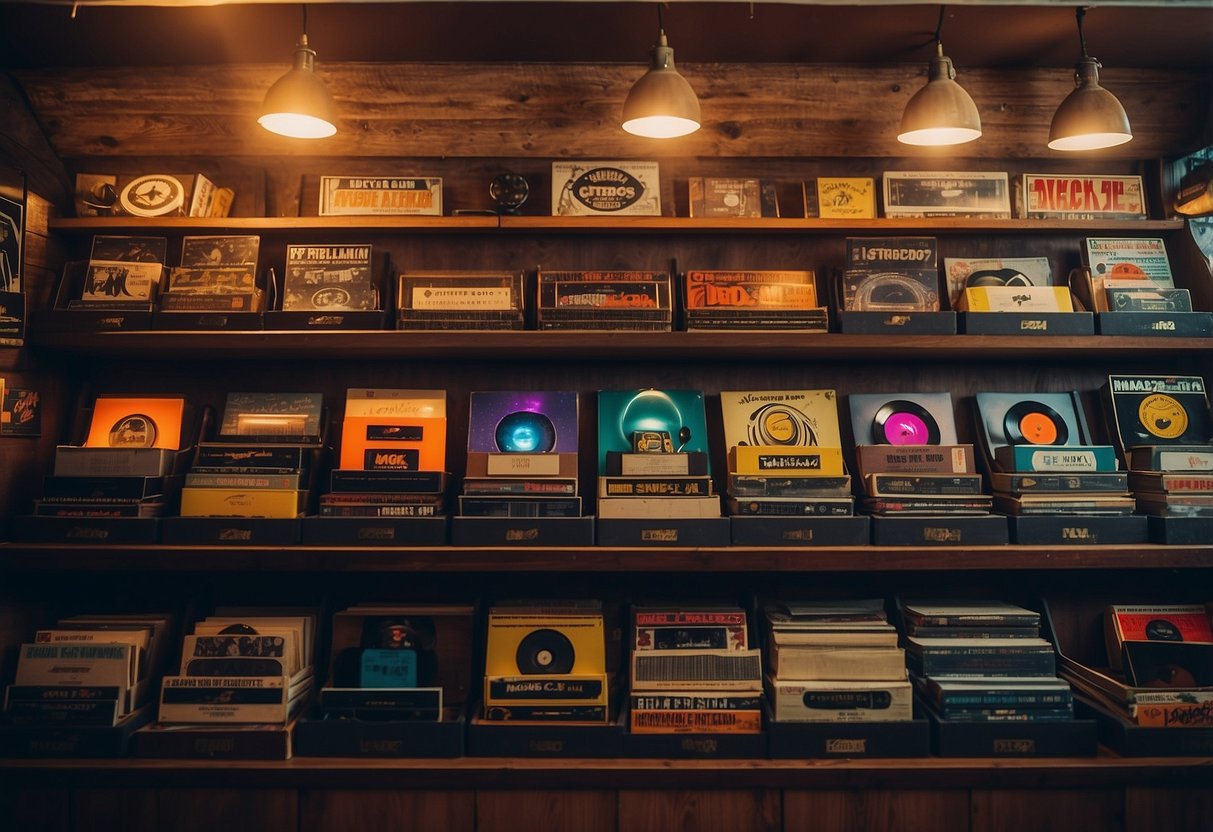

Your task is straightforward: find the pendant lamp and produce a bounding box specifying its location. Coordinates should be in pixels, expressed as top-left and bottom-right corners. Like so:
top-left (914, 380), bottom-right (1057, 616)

top-left (621, 6), bottom-right (701, 139)
top-left (258, 6), bottom-right (337, 140)
top-left (898, 7), bottom-right (981, 147)
top-left (1048, 7), bottom-right (1132, 152)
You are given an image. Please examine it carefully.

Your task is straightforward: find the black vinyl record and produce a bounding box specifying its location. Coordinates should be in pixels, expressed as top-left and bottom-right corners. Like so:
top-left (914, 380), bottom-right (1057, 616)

top-left (1003, 401), bottom-right (1070, 446)
top-left (515, 628), bottom-right (575, 674)
top-left (871, 400), bottom-right (942, 445)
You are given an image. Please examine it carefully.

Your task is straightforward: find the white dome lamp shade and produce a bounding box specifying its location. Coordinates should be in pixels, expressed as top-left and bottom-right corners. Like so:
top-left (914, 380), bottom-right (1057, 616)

top-left (258, 8), bottom-right (337, 140)
top-left (622, 8), bottom-right (701, 139)
top-left (1048, 7), bottom-right (1132, 152)
top-left (898, 7), bottom-right (981, 147)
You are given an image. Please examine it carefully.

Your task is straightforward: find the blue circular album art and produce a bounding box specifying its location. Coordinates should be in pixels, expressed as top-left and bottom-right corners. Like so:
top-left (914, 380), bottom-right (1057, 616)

top-left (495, 410), bottom-right (557, 453)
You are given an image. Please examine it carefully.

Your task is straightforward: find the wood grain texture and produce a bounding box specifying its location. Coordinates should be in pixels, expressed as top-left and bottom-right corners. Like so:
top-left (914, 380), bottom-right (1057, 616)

top-left (476, 790), bottom-right (616, 832)
top-left (0, 788), bottom-right (69, 832)
top-left (300, 789), bottom-right (474, 832)
top-left (71, 789), bottom-right (157, 832)
top-left (12, 64), bottom-right (1208, 161)
top-left (784, 789), bottom-right (969, 832)
top-left (617, 789), bottom-right (780, 832)
top-left (970, 789), bottom-right (1123, 832)
top-left (156, 788), bottom-right (298, 832)
top-left (1124, 786), bottom-right (1213, 832)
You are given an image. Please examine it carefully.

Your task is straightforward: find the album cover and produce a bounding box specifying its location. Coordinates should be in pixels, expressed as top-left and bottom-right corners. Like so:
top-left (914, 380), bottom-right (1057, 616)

top-left (339, 388), bottom-right (447, 471)
top-left (319, 176), bottom-right (442, 216)
top-left (0, 193), bottom-right (21, 294)
top-left (685, 271), bottom-right (819, 311)
top-left (847, 392), bottom-right (959, 447)
top-left (396, 271), bottom-right (525, 330)
top-left (1103, 375), bottom-right (1213, 451)
top-left (80, 263), bottom-right (161, 303)
top-left (467, 391), bottom-right (579, 454)
top-left (814, 177), bottom-right (876, 219)
top-left (1082, 238), bottom-right (1174, 314)
top-left (552, 162), bottom-right (660, 216)
top-left (90, 236), bottom-right (168, 265)
top-left (942, 257), bottom-right (1054, 310)
top-left (720, 389), bottom-right (842, 452)
top-left (958, 286), bottom-right (1074, 314)
top-left (1, 387), bottom-right (40, 436)
top-left (83, 395), bottom-right (188, 451)
top-left (597, 390), bottom-right (709, 473)
top-left (282, 244), bottom-right (376, 311)
top-left (218, 392), bottom-right (323, 442)
top-left (688, 177), bottom-right (762, 218)
top-left (843, 237), bottom-right (940, 312)
top-left (882, 171), bottom-right (1011, 218)
top-left (973, 391), bottom-right (1092, 459)
top-left (1021, 174), bottom-right (1147, 220)
top-left (166, 267), bottom-right (257, 295)
top-left (179, 235), bottom-right (260, 270)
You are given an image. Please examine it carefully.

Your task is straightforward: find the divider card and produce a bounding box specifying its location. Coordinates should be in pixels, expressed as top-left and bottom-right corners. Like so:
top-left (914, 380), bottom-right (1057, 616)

top-left (597, 390), bottom-right (709, 473)
top-left (720, 390), bottom-right (842, 450)
top-left (467, 391), bottom-right (578, 454)
top-left (340, 388), bottom-right (447, 471)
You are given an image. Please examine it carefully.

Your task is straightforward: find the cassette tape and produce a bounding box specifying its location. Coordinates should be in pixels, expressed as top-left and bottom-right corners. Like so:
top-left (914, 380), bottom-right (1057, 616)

top-left (848, 392), bottom-right (959, 447)
top-left (630, 649), bottom-right (762, 691)
top-left (484, 608), bottom-right (606, 678)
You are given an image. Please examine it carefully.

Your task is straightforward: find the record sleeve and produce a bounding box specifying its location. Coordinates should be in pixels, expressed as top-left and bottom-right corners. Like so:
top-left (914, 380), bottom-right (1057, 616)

top-left (720, 389), bottom-right (842, 451)
top-left (597, 390), bottom-right (709, 474)
top-left (848, 392), bottom-right (959, 447)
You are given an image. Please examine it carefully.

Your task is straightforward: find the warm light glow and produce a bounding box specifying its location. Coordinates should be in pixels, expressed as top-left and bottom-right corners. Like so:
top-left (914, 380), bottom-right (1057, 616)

top-left (622, 114), bottom-right (700, 139)
top-left (898, 125), bottom-right (982, 147)
top-left (258, 111), bottom-right (337, 139)
top-left (1047, 131), bottom-right (1133, 152)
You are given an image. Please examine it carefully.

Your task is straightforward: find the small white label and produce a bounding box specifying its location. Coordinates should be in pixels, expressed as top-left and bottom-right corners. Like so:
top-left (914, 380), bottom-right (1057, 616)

top-left (1031, 450), bottom-right (1096, 471)
top-left (486, 453), bottom-right (561, 476)
top-left (1157, 451), bottom-right (1213, 471)
top-left (620, 455), bottom-right (690, 476)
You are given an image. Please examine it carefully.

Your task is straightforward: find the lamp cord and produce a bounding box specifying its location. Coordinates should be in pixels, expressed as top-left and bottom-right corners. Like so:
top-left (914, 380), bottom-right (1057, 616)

top-left (657, 3), bottom-right (665, 37)
top-left (933, 5), bottom-right (945, 47)
top-left (1076, 6), bottom-right (1088, 58)
top-left (302, 3), bottom-right (308, 37)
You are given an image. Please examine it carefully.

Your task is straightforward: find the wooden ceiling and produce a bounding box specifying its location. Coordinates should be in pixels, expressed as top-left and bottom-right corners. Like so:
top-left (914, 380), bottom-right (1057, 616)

top-left (1, 2), bottom-right (1211, 70)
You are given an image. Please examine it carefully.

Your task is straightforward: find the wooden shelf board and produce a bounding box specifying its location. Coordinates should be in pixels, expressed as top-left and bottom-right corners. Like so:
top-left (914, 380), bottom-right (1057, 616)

top-left (27, 330), bottom-right (1213, 362)
top-left (2, 753), bottom-right (1210, 790)
top-left (48, 216), bottom-right (1186, 235)
top-left (2, 544), bottom-right (1210, 573)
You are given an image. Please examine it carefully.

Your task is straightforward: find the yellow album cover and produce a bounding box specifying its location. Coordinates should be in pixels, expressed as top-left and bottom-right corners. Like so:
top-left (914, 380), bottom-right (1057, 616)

top-left (719, 389), bottom-right (843, 452)
top-left (815, 177), bottom-right (876, 219)
top-left (959, 285), bottom-right (1073, 313)
top-left (84, 395), bottom-right (187, 450)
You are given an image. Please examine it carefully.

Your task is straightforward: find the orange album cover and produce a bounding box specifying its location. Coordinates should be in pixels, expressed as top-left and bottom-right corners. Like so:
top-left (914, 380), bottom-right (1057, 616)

top-left (339, 418), bottom-right (447, 471)
top-left (84, 396), bottom-right (187, 450)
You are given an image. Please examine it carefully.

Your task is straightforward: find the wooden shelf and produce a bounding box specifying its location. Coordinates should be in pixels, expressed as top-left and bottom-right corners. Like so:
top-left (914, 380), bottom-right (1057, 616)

top-left (27, 330), bottom-right (1213, 362)
top-left (2, 754), bottom-right (1209, 790)
top-left (2, 543), bottom-right (1211, 573)
top-left (48, 216), bottom-right (1187, 235)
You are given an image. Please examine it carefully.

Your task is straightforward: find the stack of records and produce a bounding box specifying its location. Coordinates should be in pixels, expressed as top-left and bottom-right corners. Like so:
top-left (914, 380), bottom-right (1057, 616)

top-left (458, 391), bottom-right (581, 519)
top-left (395, 270), bottom-right (524, 330)
top-left (974, 391), bottom-right (1133, 518)
top-left (629, 605), bottom-right (763, 734)
top-left (764, 600), bottom-right (910, 723)
top-left (849, 392), bottom-right (991, 517)
top-left (68, 235), bottom-right (165, 311)
top-left (321, 389), bottom-right (449, 520)
top-left (596, 390), bottom-right (719, 520)
top-left (900, 600), bottom-right (1075, 725)
top-left (159, 235), bottom-right (263, 313)
top-left (1104, 375), bottom-right (1213, 521)
top-left (180, 392), bottom-right (322, 519)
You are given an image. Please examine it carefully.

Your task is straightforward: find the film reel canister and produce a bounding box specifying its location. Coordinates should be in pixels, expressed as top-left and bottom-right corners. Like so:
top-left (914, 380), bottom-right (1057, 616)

top-left (872, 400), bottom-right (941, 445)
top-left (515, 628), bottom-right (576, 674)
top-left (495, 410), bottom-right (557, 453)
top-left (1004, 401), bottom-right (1069, 446)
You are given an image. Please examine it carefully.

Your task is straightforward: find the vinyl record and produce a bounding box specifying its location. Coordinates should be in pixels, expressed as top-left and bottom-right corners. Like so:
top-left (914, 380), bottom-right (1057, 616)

top-left (108, 414), bottom-right (158, 448)
top-left (495, 410), bottom-right (557, 453)
top-left (872, 400), bottom-right (941, 445)
top-left (118, 174), bottom-right (185, 218)
top-left (747, 403), bottom-right (819, 446)
top-left (515, 628), bottom-right (575, 674)
top-left (1137, 393), bottom-right (1189, 440)
top-left (1003, 401), bottom-right (1069, 446)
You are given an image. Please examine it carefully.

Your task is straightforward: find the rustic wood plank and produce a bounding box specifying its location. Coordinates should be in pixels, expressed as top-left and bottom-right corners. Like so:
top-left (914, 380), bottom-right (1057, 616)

top-left (300, 789), bottom-right (474, 832)
top-left (971, 789), bottom-right (1123, 832)
top-left (157, 788), bottom-right (297, 832)
top-left (477, 790), bottom-right (615, 832)
top-left (0, 76), bottom-right (72, 208)
top-left (13, 64), bottom-right (1207, 161)
top-left (1124, 786), bottom-right (1213, 832)
top-left (617, 789), bottom-right (780, 832)
top-left (71, 788), bottom-right (157, 832)
top-left (0, 787), bottom-right (69, 832)
top-left (784, 789), bottom-right (970, 832)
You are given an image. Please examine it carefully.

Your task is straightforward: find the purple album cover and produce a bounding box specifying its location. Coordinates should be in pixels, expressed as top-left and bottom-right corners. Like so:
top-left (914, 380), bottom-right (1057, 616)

top-left (467, 391), bottom-right (579, 453)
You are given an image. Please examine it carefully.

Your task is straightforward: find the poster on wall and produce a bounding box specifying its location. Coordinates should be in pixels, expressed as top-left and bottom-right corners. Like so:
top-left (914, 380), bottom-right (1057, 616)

top-left (0, 165), bottom-right (26, 347)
